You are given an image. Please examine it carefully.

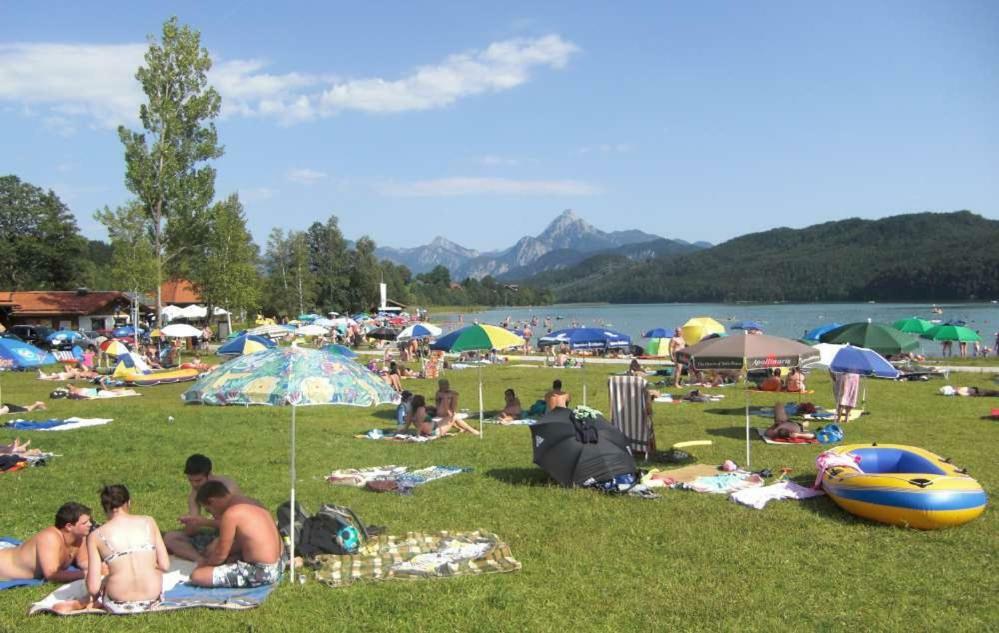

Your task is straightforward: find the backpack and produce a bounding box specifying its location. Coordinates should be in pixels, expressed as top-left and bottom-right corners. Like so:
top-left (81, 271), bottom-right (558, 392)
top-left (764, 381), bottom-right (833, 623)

top-left (276, 501), bottom-right (368, 557)
top-left (527, 399), bottom-right (547, 417)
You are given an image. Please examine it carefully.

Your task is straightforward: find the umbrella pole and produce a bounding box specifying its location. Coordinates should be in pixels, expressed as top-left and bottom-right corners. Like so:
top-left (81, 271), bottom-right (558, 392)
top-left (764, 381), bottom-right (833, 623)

top-left (744, 388), bottom-right (751, 468)
top-left (582, 361), bottom-right (587, 407)
top-left (289, 404), bottom-right (297, 584)
top-left (478, 366), bottom-right (484, 439)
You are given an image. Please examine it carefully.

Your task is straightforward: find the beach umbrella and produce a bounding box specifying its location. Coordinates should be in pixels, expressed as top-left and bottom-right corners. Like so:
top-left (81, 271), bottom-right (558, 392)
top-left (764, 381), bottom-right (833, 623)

top-left (182, 345), bottom-right (399, 584)
top-left (248, 324), bottom-right (295, 339)
top-left (803, 322), bottom-right (842, 342)
top-left (809, 343), bottom-right (847, 368)
top-left (643, 328), bottom-right (671, 339)
top-left (46, 330), bottom-right (83, 344)
top-left (367, 326), bottom-right (400, 341)
top-left (645, 338), bottom-right (667, 356)
top-left (149, 329), bottom-right (163, 339)
top-left (924, 324), bottom-right (981, 342)
top-left (730, 320), bottom-right (764, 332)
top-left (160, 305), bottom-right (185, 323)
top-left (819, 322), bottom-right (919, 357)
top-left (161, 323), bottom-right (204, 338)
top-left (323, 344), bottom-right (358, 359)
top-left (680, 317), bottom-right (725, 345)
top-left (530, 407), bottom-right (635, 487)
top-left (99, 339), bottom-right (130, 357)
top-left (111, 325), bottom-right (143, 338)
top-left (431, 324), bottom-right (525, 436)
top-left (538, 327), bottom-right (631, 351)
top-left (0, 338), bottom-right (56, 370)
top-left (892, 317), bottom-right (934, 335)
top-left (297, 313), bottom-right (321, 322)
top-left (312, 318), bottom-right (336, 328)
top-left (829, 345), bottom-right (899, 379)
top-left (675, 333), bottom-right (819, 466)
top-left (296, 324), bottom-right (328, 337)
top-left (217, 334), bottom-right (276, 357)
top-left (397, 323), bottom-right (442, 340)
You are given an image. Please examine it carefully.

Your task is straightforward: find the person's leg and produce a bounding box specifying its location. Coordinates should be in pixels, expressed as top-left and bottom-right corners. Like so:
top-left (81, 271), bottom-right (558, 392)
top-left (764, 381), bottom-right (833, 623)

top-left (163, 531), bottom-right (201, 561)
top-left (452, 418), bottom-right (481, 436)
top-left (188, 565), bottom-right (219, 587)
top-left (26, 402), bottom-right (46, 412)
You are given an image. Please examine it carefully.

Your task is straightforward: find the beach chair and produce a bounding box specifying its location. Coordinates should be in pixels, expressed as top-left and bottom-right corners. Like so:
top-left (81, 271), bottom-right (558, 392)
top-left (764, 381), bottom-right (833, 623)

top-left (608, 375), bottom-right (656, 459)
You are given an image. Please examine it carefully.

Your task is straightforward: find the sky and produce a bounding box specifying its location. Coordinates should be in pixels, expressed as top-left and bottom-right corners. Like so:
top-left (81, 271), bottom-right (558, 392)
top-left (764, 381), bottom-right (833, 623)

top-left (1, 1), bottom-right (997, 251)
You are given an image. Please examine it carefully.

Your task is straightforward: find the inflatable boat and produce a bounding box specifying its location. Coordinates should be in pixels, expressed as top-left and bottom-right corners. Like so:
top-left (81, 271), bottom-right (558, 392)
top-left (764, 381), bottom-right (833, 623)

top-left (820, 444), bottom-right (987, 529)
top-left (113, 366), bottom-right (200, 386)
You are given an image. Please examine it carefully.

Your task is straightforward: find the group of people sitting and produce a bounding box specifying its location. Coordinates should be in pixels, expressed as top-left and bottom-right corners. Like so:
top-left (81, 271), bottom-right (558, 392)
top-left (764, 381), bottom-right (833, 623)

top-left (754, 367), bottom-right (807, 392)
top-left (394, 379), bottom-right (481, 437)
top-left (0, 455), bottom-right (283, 614)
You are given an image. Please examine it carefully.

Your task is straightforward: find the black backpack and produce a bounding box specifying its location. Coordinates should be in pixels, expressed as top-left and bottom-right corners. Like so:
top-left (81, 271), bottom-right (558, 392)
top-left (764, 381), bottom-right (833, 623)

top-left (276, 501), bottom-right (368, 557)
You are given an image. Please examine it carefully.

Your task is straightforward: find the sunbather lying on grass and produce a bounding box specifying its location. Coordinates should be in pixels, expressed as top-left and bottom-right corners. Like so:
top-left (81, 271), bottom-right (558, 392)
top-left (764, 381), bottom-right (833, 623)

top-left (0, 401), bottom-right (47, 415)
top-left (765, 402), bottom-right (815, 441)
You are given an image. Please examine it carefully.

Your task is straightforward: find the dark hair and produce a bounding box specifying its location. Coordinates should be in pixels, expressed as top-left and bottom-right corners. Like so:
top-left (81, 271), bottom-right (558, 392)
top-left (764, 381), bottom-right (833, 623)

top-left (400, 390), bottom-right (412, 402)
top-left (55, 502), bottom-right (92, 529)
top-left (195, 480), bottom-right (230, 506)
top-left (630, 359), bottom-right (641, 370)
top-left (505, 388), bottom-right (515, 398)
top-left (553, 379), bottom-right (562, 390)
top-left (100, 485), bottom-right (130, 514)
top-left (184, 454), bottom-right (212, 476)
top-left (411, 394), bottom-right (427, 410)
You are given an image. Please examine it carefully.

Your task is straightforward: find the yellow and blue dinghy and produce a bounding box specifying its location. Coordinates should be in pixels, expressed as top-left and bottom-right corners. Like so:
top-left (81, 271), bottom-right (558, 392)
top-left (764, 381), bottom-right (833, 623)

top-left (821, 444), bottom-right (987, 530)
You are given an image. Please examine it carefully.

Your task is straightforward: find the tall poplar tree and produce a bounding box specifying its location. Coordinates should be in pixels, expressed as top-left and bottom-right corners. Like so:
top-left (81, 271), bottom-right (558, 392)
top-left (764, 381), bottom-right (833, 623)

top-left (189, 194), bottom-right (260, 321)
top-left (118, 17), bottom-right (223, 322)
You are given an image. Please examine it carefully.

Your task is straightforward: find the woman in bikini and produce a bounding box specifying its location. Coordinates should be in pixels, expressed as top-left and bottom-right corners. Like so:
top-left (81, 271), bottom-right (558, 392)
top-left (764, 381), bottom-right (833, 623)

top-left (496, 389), bottom-right (523, 422)
top-left (87, 485), bottom-right (169, 613)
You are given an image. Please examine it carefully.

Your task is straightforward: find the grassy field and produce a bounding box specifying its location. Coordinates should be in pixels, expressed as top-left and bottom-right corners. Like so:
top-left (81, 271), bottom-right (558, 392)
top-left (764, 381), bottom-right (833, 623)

top-left (0, 360), bottom-right (996, 632)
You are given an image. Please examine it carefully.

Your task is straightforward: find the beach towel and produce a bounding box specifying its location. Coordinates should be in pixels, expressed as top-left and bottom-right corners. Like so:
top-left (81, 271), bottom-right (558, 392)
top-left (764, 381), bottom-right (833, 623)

top-left (482, 418), bottom-right (536, 425)
top-left (354, 431), bottom-right (452, 442)
top-left (29, 559), bottom-right (276, 616)
top-left (683, 472), bottom-right (765, 494)
top-left (326, 465), bottom-right (408, 487)
top-left (6, 417), bottom-right (112, 431)
top-left (802, 408), bottom-right (863, 422)
top-left (730, 481), bottom-right (825, 509)
top-left (311, 530), bottom-right (520, 588)
top-left (0, 539), bottom-right (47, 590)
top-left (68, 389), bottom-right (140, 400)
top-left (640, 464), bottom-right (720, 488)
top-left (756, 428), bottom-right (819, 445)
top-left (326, 465), bottom-right (470, 494)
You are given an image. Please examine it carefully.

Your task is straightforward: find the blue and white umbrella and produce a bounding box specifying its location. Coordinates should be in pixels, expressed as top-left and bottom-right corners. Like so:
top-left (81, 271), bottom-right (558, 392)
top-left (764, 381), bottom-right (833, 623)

top-left (829, 345), bottom-right (900, 379)
top-left (46, 330), bottom-right (83, 343)
top-left (397, 323), bottom-right (442, 340)
top-left (538, 327), bottom-right (631, 351)
top-left (803, 322), bottom-right (842, 342)
top-left (0, 338), bottom-right (56, 370)
top-left (643, 327), bottom-right (671, 339)
top-left (111, 325), bottom-right (145, 338)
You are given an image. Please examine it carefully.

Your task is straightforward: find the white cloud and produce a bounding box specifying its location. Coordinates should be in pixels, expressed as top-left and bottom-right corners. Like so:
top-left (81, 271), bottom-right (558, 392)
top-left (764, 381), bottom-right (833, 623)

top-left (239, 186), bottom-right (278, 202)
top-left (286, 168), bottom-right (328, 184)
top-left (0, 34), bottom-right (579, 128)
top-left (477, 155), bottom-right (521, 167)
top-left (381, 177), bottom-right (600, 197)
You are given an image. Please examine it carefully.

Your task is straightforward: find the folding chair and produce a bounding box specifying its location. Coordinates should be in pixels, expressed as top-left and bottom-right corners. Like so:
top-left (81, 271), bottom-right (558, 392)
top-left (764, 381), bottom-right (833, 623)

top-left (608, 375), bottom-right (656, 459)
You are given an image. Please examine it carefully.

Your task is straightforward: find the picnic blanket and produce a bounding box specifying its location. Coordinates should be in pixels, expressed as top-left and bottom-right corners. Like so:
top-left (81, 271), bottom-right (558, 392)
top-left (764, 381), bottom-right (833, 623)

top-left (29, 559), bottom-right (276, 615)
top-left (482, 418), bottom-right (536, 425)
top-left (326, 465), bottom-right (470, 493)
top-left (354, 430), bottom-right (453, 442)
top-left (683, 472), bottom-right (765, 494)
top-left (6, 417), bottom-right (112, 431)
top-left (756, 428), bottom-right (819, 445)
top-left (0, 539), bottom-right (47, 590)
top-left (311, 530), bottom-right (520, 588)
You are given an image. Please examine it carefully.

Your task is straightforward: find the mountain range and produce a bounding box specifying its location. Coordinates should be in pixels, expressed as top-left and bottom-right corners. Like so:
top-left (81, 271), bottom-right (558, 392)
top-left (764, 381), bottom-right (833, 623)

top-left (523, 210), bottom-right (999, 303)
top-left (374, 210), bottom-right (708, 280)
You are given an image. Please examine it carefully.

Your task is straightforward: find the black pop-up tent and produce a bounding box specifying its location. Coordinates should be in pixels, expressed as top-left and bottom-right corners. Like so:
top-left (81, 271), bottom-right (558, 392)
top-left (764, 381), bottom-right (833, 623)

top-left (530, 407), bottom-right (636, 487)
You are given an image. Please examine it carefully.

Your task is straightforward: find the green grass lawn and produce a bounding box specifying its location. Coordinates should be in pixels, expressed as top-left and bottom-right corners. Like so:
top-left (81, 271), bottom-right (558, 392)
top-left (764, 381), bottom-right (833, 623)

top-left (1, 361), bottom-right (996, 632)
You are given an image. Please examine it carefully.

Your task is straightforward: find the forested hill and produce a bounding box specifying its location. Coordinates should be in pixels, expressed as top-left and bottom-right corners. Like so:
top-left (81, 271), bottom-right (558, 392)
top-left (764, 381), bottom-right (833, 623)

top-left (522, 211), bottom-right (999, 303)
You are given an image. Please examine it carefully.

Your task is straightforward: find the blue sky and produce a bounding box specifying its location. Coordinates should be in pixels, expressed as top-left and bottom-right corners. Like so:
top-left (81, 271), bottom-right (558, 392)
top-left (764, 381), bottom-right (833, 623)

top-left (2, 1), bottom-right (996, 251)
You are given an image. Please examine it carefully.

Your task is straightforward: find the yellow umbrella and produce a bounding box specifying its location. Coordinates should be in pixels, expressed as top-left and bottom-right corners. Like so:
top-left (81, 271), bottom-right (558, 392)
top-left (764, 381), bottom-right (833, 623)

top-left (149, 328), bottom-right (163, 338)
top-left (681, 317), bottom-right (725, 345)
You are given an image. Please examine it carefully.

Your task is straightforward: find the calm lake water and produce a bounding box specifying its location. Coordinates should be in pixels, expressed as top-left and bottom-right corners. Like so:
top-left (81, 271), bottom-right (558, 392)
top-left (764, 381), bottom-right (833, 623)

top-left (435, 303), bottom-right (999, 354)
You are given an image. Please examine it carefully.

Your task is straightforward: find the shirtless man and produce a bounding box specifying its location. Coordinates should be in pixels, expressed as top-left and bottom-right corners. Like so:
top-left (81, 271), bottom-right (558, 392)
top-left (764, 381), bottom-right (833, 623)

top-left (163, 454), bottom-right (242, 561)
top-left (669, 328), bottom-right (686, 388)
top-left (545, 379), bottom-right (571, 412)
top-left (0, 401), bottom-right (47, 415)
top-left (0, 502), bottom-right (94, 582)
top-left (434, 379), bottom-right (480, 436)
top-left (188, 481), bottom-right (283, 588)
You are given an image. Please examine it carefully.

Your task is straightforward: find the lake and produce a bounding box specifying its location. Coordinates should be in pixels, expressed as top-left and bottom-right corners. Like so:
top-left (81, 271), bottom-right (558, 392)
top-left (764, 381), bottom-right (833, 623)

top-left (435, 302), bottom-right (999, 354)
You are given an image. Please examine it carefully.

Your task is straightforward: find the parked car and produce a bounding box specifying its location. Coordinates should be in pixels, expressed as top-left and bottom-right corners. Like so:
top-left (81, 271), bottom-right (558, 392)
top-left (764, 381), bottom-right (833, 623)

top-left (9, 324), bottom-right (54, 348)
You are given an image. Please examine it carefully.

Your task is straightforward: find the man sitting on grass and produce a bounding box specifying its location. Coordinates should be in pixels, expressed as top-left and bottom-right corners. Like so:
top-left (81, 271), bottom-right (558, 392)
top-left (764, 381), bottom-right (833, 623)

top-left (0, 502), bottom-right (95, 582)
top-left (545, 379), bottom-right (571, 412)
top-left (163, 454), bottom-right (242, 561)
top-left (188, 481), bottom-right (284, 588)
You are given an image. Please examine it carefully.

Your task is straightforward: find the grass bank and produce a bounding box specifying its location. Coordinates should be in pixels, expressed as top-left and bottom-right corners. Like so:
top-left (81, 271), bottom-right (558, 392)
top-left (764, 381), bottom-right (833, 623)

top-left (0, 363), bottom-right (995, 632)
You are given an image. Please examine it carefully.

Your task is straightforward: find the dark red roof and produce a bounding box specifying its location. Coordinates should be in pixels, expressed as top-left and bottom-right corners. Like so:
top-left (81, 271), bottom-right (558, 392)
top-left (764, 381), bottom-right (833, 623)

top-left (0, 291), bottom-right (132, 316)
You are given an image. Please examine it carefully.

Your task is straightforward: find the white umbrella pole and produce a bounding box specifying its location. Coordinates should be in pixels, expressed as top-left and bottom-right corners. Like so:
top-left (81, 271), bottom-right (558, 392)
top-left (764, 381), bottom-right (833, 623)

top-left (745, 388), bottom-right (751, 468)
top-left (478, 366), bottom-right (484, 439)
top-left (582, 361), bottom-right (587, 407)
top-left (289, 404), bottom-right (297, 584)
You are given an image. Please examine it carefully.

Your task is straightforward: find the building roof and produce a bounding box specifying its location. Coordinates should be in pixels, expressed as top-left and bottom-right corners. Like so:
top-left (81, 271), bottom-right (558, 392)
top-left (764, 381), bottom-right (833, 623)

top-left (160, 280), bottom-right (201, 305)
top-left (0, 291), bottom-right (133, 316)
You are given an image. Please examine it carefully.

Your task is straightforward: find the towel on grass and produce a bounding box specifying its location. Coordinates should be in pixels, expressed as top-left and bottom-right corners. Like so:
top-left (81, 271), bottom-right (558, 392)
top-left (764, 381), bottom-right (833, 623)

top-left (29, 559), bottom-right (276, 616)
top-left (0, 539), bottom-right (46, 590)
top-left (354, 431), bottom-right (453, 442)
top-left (326, 465), bottom-right (470, 493)
top-left (482, 418), bottom-right (536, 425)
top-left (730, 481), bottom-right (825, 509)
top-left (311, 530), bottom-right (520, 588)
top-left (756, 428), bottom-right (819, 445)
top-left (683, 472), bottom-right (765, 494)
top-left (7, 418), bottom-right (112, 431)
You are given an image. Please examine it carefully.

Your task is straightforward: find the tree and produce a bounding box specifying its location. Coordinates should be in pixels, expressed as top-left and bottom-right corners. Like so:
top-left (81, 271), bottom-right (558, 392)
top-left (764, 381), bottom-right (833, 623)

top-left (189, 194), bottom-right (260, 320)
top-left (262, 229), bottom-right (315, 317)
top-left (94, 201), bottom-right (158, 297)
top-left (347, 236), bottom-right (380, 311)
top-left (0, 175), bottom-right (87, 290)
top-left (306, 216), bottom-right (349, 313)
top-left (118, 17), bottom-right (223, 322)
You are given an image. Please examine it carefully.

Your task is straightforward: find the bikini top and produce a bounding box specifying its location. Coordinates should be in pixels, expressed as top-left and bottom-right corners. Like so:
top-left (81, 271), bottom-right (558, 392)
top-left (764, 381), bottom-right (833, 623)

top-left (98, 521), bottom-right (156, 564)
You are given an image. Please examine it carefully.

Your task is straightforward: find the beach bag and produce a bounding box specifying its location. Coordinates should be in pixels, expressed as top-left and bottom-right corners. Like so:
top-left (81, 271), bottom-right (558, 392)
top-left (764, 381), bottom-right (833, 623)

top-left (527, 399), bottom-right (547, 417)
top-left (302, 504), bottom-right (368, 555)
top-left (816, 424), bottom-right (844, 444)
top-left (276, 501), bottom-right (310, 553)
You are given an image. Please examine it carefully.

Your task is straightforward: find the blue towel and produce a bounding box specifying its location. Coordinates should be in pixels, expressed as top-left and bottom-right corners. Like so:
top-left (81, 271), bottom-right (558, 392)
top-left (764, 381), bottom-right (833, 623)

top-left (159, 582), bottom-right (276, 609)
top-left (6, 419), bottom-right (67, 430)
top-left (0, 538), bottom-right (45, 590)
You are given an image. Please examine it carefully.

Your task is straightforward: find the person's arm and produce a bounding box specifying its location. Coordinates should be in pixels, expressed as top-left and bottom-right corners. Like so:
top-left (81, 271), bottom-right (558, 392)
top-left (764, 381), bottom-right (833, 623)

top-left (74, 537), bottom-right (91, 575)
top-left (85, 533), bottom-right (102, 596)
top-left (151, 519), bottom-right (171, 572)
top-left (37, 532), bottom-right (85, 583)
top-left (201, 510), bottom-right (237, 566)
top-left (180, 489), bottom-right (219, 533)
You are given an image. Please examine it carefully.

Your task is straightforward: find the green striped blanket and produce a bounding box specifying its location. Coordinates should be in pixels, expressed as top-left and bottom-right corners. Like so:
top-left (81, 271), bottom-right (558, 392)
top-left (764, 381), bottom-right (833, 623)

top-left (311, 530), bottom-right (521, 587)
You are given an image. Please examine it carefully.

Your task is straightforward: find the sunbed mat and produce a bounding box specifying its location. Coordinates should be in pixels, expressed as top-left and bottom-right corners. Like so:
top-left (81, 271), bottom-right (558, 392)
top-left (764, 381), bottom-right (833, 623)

top-left (29, 559), bottom-right (276, 615)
